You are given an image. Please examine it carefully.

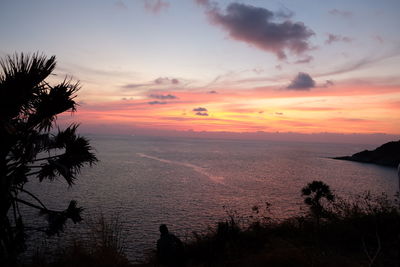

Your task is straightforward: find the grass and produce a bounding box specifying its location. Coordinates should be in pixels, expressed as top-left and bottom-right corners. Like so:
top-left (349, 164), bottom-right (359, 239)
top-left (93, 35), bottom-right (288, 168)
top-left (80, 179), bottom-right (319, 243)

top-left (25, 213), bottom-right (131, 267)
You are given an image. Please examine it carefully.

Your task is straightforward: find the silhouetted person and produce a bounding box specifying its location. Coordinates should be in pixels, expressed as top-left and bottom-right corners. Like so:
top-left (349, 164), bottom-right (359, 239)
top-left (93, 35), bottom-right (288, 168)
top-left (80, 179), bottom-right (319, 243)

top-left (157, 224), bottom-right (184, 266)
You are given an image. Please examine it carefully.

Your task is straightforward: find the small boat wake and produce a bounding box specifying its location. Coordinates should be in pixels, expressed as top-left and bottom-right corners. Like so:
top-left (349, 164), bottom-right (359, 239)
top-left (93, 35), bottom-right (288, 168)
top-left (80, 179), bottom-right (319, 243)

top-left (136, 153), bottom-right (225, 184)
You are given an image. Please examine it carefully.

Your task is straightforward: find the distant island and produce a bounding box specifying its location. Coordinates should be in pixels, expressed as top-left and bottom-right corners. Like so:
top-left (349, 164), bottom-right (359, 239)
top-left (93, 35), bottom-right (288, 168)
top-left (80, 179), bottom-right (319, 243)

top-left (334, 140), bottom-right (400, 167)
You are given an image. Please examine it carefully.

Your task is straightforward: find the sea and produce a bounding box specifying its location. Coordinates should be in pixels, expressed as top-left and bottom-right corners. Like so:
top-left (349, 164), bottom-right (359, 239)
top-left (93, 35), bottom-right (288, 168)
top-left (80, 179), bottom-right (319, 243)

top-left (22, 135), bottom-right (398, 262)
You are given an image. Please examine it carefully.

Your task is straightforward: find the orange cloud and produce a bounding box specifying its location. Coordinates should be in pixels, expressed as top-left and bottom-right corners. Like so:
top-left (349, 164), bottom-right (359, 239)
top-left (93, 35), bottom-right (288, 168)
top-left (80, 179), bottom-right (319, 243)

top-left (58, 82), bottom-right (399, 135)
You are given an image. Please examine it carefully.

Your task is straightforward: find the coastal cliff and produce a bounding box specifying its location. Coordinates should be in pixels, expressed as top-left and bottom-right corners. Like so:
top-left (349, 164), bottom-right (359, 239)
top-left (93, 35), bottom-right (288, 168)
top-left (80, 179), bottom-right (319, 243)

top-left (334, 140), bottom-right (400, 167)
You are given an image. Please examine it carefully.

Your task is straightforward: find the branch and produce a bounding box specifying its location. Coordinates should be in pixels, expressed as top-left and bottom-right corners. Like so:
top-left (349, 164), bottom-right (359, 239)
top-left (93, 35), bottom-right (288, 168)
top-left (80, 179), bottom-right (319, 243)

top-left (42, 80), bottom-right (54, 90)
top-left (7, 161), bottom-right (22, 169)
top-left (32, 154), bottom-right (63, 162)
top-left (13, 186), bottom-right (48, 210)
top-left (26, 171), bottom-right (41, 177)
top-left (362, 232), bottom-right (381, 267)
top-left (14, 198), bottom-right (51, 214)
top-left (26, 165), bottom-right (45, 169)
top-left (362, 237), bottom-right (372, 263)
top-left (370, 231), bottom-right (381, 266)
top-left (7, 155), bottom-right (62, 169)
top-left (11, 195), bottom-right (18, 224)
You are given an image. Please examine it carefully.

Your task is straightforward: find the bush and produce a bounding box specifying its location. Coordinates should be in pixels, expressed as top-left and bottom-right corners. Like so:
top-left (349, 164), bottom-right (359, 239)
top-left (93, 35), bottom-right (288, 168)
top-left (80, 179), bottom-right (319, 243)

top-left (173, 183), bottom-right (400, 266)
top-left (26, 214), bottom-right (131, 267)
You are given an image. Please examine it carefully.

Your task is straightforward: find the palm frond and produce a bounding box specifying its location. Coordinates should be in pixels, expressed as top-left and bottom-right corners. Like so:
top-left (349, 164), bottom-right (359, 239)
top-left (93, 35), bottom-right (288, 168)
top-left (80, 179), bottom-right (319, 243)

top-left (43, 200), bottom-right (83, 236)
top-left (0, 52), bottom-right (56, 121)
top-left (27, 78), bottom-right (79, 131)
top-left (37, 125), bottom-right (97, 185)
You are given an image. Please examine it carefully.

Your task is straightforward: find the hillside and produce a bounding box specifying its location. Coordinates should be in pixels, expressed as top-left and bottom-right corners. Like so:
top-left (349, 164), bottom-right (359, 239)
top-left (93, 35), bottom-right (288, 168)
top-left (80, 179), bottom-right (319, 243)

top-left (334, 140), bottom-right (400, 167)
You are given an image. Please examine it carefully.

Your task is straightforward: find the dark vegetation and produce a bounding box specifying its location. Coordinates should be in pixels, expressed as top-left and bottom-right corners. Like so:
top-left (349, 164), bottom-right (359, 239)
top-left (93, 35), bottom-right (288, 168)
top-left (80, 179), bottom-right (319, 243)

top-left (172, 181), bottom-right (399, 267)
top-left (27, 214), bottom-right (131, 267)
top-left (21, 181), bottom-right (400, 267)
top-left (0, 53), bottom-right (97, 265)
top-left (334, 140), bottom-right (400, 167)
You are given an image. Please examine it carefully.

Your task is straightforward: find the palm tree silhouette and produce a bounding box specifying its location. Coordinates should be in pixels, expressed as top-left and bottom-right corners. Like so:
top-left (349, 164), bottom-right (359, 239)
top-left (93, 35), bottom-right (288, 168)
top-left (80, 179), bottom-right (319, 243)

top-left (301, 180), bottom-right (335, 225)
top-left (0, 53), bottom-right (97, 264)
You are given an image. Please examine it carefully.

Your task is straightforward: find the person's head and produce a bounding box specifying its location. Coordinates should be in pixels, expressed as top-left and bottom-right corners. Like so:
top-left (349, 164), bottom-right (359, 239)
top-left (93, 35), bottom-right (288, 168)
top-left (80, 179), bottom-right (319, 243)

top-left (159, 224), bottom-right (169, 235)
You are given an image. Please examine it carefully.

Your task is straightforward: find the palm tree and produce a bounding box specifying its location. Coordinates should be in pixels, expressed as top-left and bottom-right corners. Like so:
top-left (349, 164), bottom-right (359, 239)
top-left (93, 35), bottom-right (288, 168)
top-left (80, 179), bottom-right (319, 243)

top-left (0, 53), bottom-right (97, 263)
top-left (301, 180), bottom-right (335, 224)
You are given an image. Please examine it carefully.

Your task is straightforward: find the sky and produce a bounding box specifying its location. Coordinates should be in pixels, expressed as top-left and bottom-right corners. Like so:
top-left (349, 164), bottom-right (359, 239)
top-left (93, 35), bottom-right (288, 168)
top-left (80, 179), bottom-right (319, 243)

top-left (1, 0), bottom-right (400, 142)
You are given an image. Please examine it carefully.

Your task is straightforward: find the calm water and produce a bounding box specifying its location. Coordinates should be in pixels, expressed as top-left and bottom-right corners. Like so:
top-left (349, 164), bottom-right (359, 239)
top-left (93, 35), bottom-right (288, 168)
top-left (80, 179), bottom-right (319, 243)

top-left (23, 135), bottom-right (398, 261)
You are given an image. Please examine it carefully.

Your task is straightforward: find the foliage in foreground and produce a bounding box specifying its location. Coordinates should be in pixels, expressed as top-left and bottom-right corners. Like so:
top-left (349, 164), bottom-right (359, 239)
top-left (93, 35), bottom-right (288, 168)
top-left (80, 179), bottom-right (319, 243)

top-left (0, 53), bottom-right (97, 264)
top-left (176, 182), bottom-right (400, 267)
top-left (27, 214), bottom-right (131, 267)
top-left (19, 181), bottom-right (400, 267)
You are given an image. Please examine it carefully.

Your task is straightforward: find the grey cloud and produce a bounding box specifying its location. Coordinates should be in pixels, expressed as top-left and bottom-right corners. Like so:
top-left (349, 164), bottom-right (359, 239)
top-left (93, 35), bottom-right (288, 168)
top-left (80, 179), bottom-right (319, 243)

top-left (148, 101), bottom-right (167, 105)
top-left (325, 80), bottom-right (334, 87)
top-left (195, 0), bottom-right (210, 6)
top-left (193, 107), bottom-right (208, 112)
top-left (287, 72), bottom-right (316, 90)
top-left (275, 6), bottom-right (294, 19)
top-left (144, 0), bottom-right (169, 14)
top-left (208, 90), bottom-right (218, 94)
top-left (122, 83), bottom-right (147, 89)
top-left (329, 9), bottom-right (352, 18)
top-left (57, 64), bottom-right (133, 79)
top-left (325, 34), bottom-right (352, 45)
top-left (252, 67), bottom-right (264, 74)
top-left (198, 1), bottom-right (314, 60)
top-left (155, 77), bottom-right (166, 84)
top-left (149, 94), bottom-right (177, 100)
top-left (114, 0), bottom-right (127, 9)
top-left (315, 51), bottom-right (400, 77)
top-left (122, 77), bottom-right (179, 90)
top-left (372, 35), bottom-right (384, 44)
top-left (193, 106), bottom-right (209, 116)
top-left (294, 55), bottom-right (313, 64)
top-left (154, 77), bottom-right (179, 84)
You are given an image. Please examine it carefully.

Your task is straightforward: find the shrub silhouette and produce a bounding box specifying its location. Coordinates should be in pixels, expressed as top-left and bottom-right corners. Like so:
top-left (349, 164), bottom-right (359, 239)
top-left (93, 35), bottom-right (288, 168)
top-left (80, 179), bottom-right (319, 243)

top-left (0, 53), bottom-right (97, 264)
top-left (179, 183), bottom-right (399, 266)
top-left (301, 180), bottom-right (335, 223)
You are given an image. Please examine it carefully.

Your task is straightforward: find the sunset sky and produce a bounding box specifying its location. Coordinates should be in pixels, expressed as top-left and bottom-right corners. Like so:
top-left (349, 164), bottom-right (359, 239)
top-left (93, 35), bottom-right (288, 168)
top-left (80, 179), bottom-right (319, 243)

top-left (1, 0), bottom-right (400, 139)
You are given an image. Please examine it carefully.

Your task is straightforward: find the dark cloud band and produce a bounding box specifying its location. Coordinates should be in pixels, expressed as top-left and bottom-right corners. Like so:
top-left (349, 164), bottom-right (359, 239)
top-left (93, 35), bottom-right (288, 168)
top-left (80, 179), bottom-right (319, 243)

top-left (198, 1), bottom-right (314, 60)
top-left (287, 72), bottom-right (315, 90)
top-left (149, 94), bottom-right (177, 100)
top-left (193, 107), bottom-right (208, 112)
